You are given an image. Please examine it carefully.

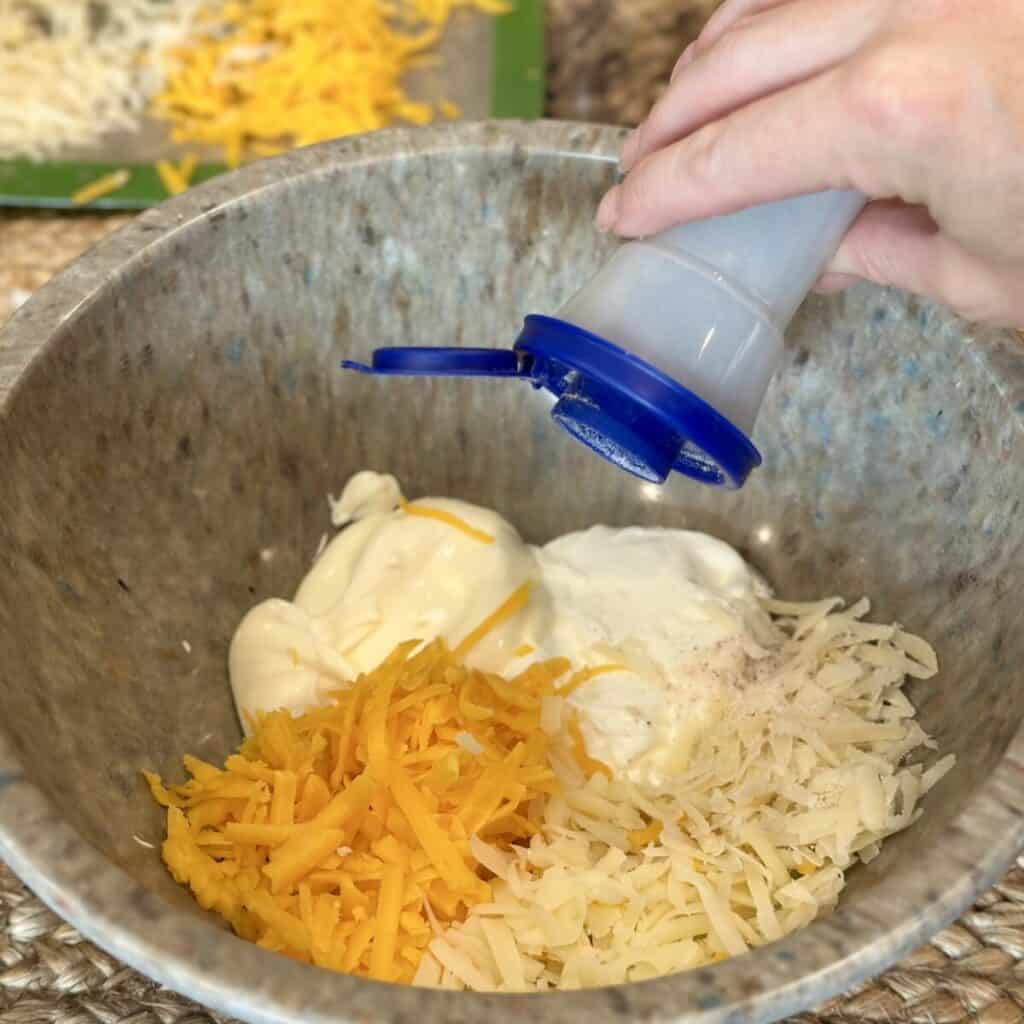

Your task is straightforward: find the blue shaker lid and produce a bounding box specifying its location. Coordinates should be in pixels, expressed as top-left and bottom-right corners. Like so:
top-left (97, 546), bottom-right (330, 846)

top-left (342, 314), bottom-right (762, 488)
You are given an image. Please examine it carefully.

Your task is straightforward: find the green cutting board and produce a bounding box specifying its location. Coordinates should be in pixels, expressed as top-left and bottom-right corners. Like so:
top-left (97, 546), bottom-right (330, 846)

top-left (0, 0), bottom-right (544, 210)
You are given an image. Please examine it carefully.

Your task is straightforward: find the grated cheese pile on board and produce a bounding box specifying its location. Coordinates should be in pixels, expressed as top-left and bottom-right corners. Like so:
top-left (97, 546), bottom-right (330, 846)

top-left (418, 596), bottom-right (954, 990)
top-left (150, 0), bottom-right (510, 167)
top-left (0, 0), bottom-right (204, 160)
top-left (146, 591), bottom-right (582, 983)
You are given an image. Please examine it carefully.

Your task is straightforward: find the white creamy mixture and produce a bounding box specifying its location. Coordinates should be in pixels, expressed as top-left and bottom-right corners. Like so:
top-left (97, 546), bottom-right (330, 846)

top-left (230, 471), bottom-right (775, 786)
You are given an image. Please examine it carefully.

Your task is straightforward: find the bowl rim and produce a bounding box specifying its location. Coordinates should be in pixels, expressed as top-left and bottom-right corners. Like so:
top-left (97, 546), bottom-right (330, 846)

top-left (2, 119), bottom-right (1024, 1024)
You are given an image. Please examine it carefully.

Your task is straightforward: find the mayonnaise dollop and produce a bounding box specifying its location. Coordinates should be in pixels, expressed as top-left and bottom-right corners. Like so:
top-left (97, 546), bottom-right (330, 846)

top-left (229, 471), bottom-right (773, 786)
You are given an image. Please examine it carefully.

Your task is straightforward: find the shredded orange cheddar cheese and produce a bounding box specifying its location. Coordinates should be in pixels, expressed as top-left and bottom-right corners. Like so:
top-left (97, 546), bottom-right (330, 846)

top-left (145, 591), bottom-right (566, 983)
top-left (155, 153), bottom-right (199, 196)
top-left (454, 581), bottom-right (531, 659)
top-left (70, 169), bottom-right (131, 206)
top-left (558, 663), bottom-right (628, 697)
top-left (150, 0), bottom-right (511, 168)
top-left (566, 710), bottom-right (612, 780)
top-left (628, 818), bottom-right (663, 850)
top-left (401, 501), bottom-right (494, 544)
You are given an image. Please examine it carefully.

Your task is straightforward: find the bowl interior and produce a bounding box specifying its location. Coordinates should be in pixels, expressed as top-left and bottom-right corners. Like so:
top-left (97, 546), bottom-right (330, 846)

top-left (1, 123), bottom-right (1023, 1018)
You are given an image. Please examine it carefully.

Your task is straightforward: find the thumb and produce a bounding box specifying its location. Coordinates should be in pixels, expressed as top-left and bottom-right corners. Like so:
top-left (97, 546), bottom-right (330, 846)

top-left (826, 200), bottom-right (1024, 327)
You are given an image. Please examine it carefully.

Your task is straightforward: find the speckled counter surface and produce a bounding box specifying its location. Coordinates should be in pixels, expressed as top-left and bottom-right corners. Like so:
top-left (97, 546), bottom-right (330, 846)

top-left (3, 4), bottom-right (1024, 1024)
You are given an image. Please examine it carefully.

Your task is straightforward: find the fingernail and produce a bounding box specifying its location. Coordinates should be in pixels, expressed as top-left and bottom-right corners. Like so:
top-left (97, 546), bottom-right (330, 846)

top-left (619, 128), bottom-right (640, 172)
top-left (595, 186), bottom-right (621, 232)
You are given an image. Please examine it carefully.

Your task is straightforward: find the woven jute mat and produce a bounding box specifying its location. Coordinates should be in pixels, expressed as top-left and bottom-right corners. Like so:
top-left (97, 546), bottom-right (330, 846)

top-left (4, 855), bottom-right (1024, 1024)
top-left (3, 2), bottom-right (1024, 1021)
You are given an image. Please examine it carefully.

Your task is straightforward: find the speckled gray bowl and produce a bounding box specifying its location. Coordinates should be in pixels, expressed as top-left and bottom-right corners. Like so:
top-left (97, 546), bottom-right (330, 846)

top-left (1, 121), bottom-right (1023, 1024)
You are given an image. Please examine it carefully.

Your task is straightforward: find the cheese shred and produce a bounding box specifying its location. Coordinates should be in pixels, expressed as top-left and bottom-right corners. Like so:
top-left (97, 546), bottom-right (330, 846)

top-left (155, 153), bottom-right (199, 196)
top-left (453, 582), bottom-right (531, 659)
top-left (70, 169), bottom-right (132, 206)
top-left (402, 502), bottom-right (495, 544)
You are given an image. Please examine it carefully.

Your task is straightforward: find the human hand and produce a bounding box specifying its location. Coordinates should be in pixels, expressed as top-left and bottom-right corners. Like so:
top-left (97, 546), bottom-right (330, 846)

top-left (596, 0), bottom-right (1024, 327)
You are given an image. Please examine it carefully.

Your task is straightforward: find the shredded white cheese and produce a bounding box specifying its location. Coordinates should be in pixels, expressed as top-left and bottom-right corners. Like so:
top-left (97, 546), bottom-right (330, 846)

top-left (455, 731), bottom-right (485, 755)
top-left (0, 0), bottom-right (203, 160)
top-left (426, 597), bottom-right (952, 991)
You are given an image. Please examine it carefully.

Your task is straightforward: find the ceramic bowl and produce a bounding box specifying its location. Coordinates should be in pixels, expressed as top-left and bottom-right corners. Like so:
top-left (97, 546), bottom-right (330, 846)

top-left (1, 121), bottom-right (1023, 1024)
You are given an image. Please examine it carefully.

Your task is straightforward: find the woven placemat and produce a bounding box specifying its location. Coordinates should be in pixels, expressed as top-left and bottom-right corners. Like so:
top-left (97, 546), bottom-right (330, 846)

top-left (3, 855), bottom-right (1024, 1024)
top-left (0, 213), bottom-right (131, 325)
top-left (3, 2), bottom-right (1024, 1021)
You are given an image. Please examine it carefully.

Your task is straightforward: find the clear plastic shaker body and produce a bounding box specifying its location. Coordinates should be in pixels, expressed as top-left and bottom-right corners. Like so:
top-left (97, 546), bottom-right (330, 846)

top-left (557, 190), bottom-right (865, 435)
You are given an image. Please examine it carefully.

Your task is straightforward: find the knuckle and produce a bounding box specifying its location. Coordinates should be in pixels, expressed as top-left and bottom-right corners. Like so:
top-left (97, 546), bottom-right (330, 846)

top-left (841, 212), bottom-right (906, 287)
top-left (843, 233), bottom-right (893, 287)
top-left (676, 123), bottom-right (724, 192)
top-left (842, 47), bottom-right (965, 146)
top-left (855, 245), bottom-right (900, 288)
top-left (629, 121), bottom-right (649, 159)
top-left (641, 94), bottom-right (673, 142)
top-left (619, 162), bottom-right (664, 226)
top-left (707, 26), bottom-right (749, 74)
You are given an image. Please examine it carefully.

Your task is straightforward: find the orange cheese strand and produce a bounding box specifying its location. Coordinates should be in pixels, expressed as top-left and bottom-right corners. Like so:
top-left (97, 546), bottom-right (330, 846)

top-left (371, 861), bottom-right (406, 980)
top-left (453, 582), bottom-right (532, 659)
top-left (70, 169), bottom-right (131, 206)
top-left (401, 501), bottom-right (495, 544)
top-left (567, 711), bottom-right (612, 780)
top-left (628, 819), bottom-right (663, 850)
top-left (155, 154), bottom-right (199, 196)
top-left (558, 663), bottom-right (629, 697)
